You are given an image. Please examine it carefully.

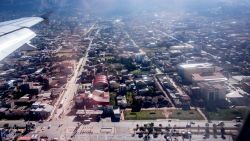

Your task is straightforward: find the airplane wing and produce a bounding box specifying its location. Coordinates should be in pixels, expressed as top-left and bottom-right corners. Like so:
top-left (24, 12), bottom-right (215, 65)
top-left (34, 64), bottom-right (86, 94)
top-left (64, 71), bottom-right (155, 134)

top-left (0, 17), bottom-right (44, 61)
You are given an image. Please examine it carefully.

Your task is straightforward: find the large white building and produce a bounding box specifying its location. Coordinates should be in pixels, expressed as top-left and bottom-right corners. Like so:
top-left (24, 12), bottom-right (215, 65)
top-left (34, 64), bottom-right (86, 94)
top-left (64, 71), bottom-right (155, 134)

top-left (177, 63), bottom-right (214, 82)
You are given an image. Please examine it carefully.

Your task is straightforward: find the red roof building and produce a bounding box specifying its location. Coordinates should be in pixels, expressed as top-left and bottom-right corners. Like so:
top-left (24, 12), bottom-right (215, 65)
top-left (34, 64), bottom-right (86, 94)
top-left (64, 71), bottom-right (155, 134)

top-left (93, 75), bottom-right (108, 89)
top-left (90, 90), bottom-right (110, 106)
top-left (17, 136), bottom-right (31, 141)
top-left (75, 90), bottom-right (110, 108)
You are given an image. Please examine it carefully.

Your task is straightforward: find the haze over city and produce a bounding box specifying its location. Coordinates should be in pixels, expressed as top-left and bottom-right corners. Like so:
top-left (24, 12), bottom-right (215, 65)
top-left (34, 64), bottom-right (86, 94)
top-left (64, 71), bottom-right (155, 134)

top-left (0, 0), bottom-right (250, 141)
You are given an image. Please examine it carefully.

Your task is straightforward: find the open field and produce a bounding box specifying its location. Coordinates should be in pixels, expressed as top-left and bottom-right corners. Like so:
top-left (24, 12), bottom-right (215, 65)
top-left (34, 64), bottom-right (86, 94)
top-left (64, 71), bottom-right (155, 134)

top-left (124, 110), bottom-right (166, 120)
top-left (124, 109), bottom-right (204, 120)
top-left (205, 108), bottom-right (248, 120)
top-left (168, 109), bottom-right (204, 120)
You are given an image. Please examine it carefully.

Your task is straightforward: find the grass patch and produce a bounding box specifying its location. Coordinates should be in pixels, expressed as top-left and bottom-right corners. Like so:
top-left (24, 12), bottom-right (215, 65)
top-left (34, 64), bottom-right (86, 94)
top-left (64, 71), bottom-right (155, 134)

top-left (125, 92), bottom-right (133, 105)
top-left (131, 69), bottom-right (148, 75)
top-left (205, 108), bottom-right (248, 120)
top-left (124, 110), bottom-right (166, 120)
top-left (109, 92), bottom-right (117, 106)
top-left (169, 109), bottom-right (204, 120)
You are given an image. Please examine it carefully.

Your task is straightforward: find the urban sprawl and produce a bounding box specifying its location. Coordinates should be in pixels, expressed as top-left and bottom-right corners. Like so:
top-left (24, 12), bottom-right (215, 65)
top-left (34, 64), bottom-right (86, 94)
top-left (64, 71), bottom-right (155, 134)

top-left (0, 4), bottom-right (250, 141)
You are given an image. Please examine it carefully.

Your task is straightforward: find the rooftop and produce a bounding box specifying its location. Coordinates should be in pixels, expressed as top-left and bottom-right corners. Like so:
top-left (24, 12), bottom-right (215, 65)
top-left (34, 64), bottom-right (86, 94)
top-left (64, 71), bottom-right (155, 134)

top-left (192, 72), bottom-right (228, 82)
top-left (178, 63), bottom-right (213, 69)
top-left (198, 82), bottom-right (227, 90)
top-left (93, 75), bottom-right (108, 85)
top-left (169, 45), bottom-right (194, 50)
top-left (89, 90), bottom-right (110, 103)
top-left (76, 109), bottom-right (103, 115)
top-left (226, 91), bottom-right (243, 98)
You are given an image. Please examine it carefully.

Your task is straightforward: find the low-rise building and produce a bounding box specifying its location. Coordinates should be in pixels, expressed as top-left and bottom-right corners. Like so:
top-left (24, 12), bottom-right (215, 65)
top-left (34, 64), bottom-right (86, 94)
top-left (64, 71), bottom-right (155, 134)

top-left (30, 102), bottom-right (53, 119)
top-left (242, 82), bottom-right (250, 94)
top-left (93, 75), bottom-right (108, 90)
top-left (116, 95), bottom-right (127, 107)
top-left (75, 90), bottom-right (110, 108)
top-left (90, 90), bottom-right (110, 106)
top-left (112, 107), bottom-right (121, 122)
top-left (226, 91), bottom-right (245, 106)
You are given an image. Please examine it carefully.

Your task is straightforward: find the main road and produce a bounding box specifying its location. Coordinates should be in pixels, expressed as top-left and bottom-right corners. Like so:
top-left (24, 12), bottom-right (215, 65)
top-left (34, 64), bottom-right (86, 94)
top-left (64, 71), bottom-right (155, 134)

top-left (34, 118), bottom-right (239, 141)
top-left (49, 24), bottom-right (97, 121)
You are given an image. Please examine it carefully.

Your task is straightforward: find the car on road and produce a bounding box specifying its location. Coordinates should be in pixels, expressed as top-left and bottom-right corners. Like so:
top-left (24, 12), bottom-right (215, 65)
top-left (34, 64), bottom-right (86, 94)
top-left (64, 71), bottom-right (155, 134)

top-left (234, 123), bottom-right (242, 127)
top-left (190, 121), bottom-right (195, 124)
top-left (164, 135), bottom-right (171, 141)
top-left (230, 105), bottom-right (236, 109)
top-left (138, 133), bottom-right (143, 138)
top-left (41, 127), bottom-right (45, 131)
top-left (235, 116), bottom-right (242, 122)
top-left (83, 120), bottom-right (91, 124)
top-left (153, 133), bottom-right (158, 138)
top-left (144, 135), bottom-right (150, 140)
top-left (186, 124), bottom-right (191, 128)
top-left (217, 121), bottom-right (224, 126)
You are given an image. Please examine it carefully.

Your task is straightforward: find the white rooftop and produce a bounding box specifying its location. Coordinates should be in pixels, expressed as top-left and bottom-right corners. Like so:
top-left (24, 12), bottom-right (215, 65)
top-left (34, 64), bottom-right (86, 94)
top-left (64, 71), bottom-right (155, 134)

top-left (226, 91), bottom-right (243, 98)
top-left (170, 45), bottom-right (194, 50)
top-left (178, 63), bottom-right (213, 69)
top-left (232, 75), bottom-right (250, 82)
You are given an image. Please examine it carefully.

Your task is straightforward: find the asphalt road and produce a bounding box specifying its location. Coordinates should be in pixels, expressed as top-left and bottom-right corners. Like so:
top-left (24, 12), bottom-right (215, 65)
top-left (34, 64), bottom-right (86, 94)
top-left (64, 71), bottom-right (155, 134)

top-left (50, 24), bottom-right (97, 120)
top-left (32, 117), bottom-right (239, 141)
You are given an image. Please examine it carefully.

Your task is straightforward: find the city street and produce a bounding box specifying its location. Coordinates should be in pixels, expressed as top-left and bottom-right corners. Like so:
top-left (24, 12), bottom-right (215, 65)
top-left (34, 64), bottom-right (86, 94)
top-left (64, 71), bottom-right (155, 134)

top-left (49, 24), bottom-right (97, 121)
top-left (1, 1), bottom-right (250, 141)
top-left (34, 24), bottom-right (242, 141)
top-left (32, 118), bottom-right (239, 141)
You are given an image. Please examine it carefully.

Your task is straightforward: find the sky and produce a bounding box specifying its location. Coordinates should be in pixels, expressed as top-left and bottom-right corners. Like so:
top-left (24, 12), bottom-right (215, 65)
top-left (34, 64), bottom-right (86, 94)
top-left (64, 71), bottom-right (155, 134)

top-left (0, 0), bottom-right (250, 18)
